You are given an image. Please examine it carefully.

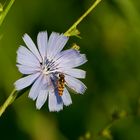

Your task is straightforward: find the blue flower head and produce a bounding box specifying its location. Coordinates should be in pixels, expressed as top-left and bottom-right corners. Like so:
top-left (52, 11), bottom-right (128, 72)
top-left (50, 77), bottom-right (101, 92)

top-left (14, 31), bottom-right (87, 112)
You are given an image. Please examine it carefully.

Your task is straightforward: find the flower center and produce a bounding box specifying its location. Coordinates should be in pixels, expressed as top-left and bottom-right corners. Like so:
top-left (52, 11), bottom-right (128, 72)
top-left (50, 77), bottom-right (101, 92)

top-left (41, 58), bottom-right (57, 75)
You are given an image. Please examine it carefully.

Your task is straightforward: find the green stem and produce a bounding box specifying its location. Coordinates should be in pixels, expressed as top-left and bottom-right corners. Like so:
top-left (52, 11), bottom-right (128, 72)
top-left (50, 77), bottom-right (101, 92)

top-left (0, 89), bottom-right (17, 117)
top-left (0, 0), bottom-right (15, 26)
top-left (0, 0), bottom-right (16, 116)
top-left (64, 0), bottom-right (101, 36)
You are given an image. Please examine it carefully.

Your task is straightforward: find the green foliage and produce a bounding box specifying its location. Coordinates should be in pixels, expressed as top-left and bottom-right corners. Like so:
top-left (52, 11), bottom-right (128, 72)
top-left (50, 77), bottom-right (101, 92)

top-left (0, 0), bottom-right (140, 140)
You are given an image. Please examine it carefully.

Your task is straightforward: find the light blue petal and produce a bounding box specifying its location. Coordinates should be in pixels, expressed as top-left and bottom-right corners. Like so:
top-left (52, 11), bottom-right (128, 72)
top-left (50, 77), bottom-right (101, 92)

top-left (47, 32), bottom-right (68, 60)
top-left (62, 88), bottom-right (72, 106)
top-left (51, 49), bottom-right (81, 70)
top-left (35, 75), bottom-right (51, 109)
top-left (46, 32), bottom-right (59, 59)
top-left (56, 68), bottom-right (86, 79)
top-left (59, 54), bottom-right (87, 68)
top-left (16, 64), bottom-right (40, 74)
top-left (17, 46), bottom-right (40, 67)
top-left (37, 31), bottom-right (48, 60)
top-left (28, 74), bottom-right (44, 100)
top-left (53, 49), bottom-right (79, 62)
top-left (53, 49), bottom-right (87, 68)
top-left (14, 72), bottom-right (40, 90)
top-left (48, 91), bottom-right (63, 112)
top-left (23, 33), bottom-right (42, 62)
top-left (65, 75), bottom-right (87, 94)
top-left (36, 90), bottom-right (48, 109)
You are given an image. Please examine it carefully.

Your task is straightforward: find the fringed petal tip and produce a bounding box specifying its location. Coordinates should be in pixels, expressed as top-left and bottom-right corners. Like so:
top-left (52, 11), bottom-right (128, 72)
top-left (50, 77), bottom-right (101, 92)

top-left (49, 107), bottom-right (63, 112)
top-left (37, 31), bottom-right (48, 59)
top-left (36, 91), bottom-right (49, 109)
top-left (47, 32), bottom-right (69, 60)
top-left (65, 75), bottom-right (87, 94)
top-left (22, 33), bottom-right (42, 62)
top-left (48, 91), bottom-right (64, 112)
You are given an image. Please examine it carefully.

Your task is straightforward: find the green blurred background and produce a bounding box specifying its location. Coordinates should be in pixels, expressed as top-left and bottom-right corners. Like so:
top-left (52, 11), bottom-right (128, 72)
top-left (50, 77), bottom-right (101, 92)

top-left (0, 0), bottom-right (140, 140)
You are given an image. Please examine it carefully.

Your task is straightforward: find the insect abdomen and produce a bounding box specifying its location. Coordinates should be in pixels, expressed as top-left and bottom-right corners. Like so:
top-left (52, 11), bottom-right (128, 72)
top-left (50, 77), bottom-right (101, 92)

top-left (57, 74), bottom-right (65, 96)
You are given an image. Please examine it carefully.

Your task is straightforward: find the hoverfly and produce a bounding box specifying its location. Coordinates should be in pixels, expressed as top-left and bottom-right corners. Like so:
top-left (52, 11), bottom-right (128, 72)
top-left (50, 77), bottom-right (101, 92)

top-left (57, 73), bottom-right (65, 96)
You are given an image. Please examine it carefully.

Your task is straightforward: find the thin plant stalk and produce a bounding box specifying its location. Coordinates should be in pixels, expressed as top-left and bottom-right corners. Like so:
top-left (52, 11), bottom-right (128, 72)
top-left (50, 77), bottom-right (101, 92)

top-left (0, 0), bottom-right (15, 26)
top-left (0, 89), bottom-right (17, 116)
top-left (64, 0), bottom-right (101, 36)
